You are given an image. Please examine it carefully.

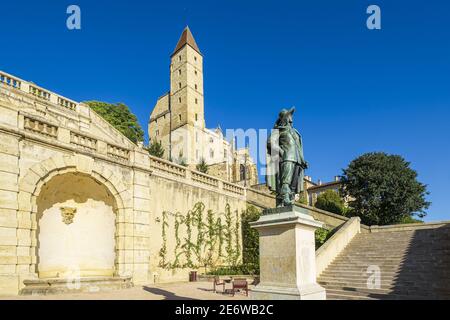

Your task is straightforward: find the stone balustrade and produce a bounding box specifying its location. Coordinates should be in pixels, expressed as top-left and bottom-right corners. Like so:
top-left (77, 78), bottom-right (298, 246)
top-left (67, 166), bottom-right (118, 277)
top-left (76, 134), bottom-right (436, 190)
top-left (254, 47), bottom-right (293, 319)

top-left (192, 171), bottom-right (219, 187)
top-left (1, 70), bottom-right (78, 112)
top-left (24, 116), bottom-right (58, 138)
top-left (149, 156), bottom-right (186, 178)
top-left (58, 97), bottom-right (77, 111)
top-left (107, 144), bottom-right (130, 162)
top-left (70, 132), bottom-right (97, 151)
top-left (223, 181), bottom-right (245, 196)
top-left (0, 72), bottom-right (21, 89)
top-left (29, 85), bottom-right (51, 101)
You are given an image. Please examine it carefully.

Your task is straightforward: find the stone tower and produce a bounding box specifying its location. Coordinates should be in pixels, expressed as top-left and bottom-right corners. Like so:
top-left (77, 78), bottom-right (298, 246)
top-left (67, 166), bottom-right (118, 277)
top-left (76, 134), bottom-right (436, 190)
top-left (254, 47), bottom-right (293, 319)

top-left (149, 26), bottom-right (205, 164)
top-left (170, 26), bottom-right (205, 130)
top-left (148, 27), bottom-right (258, 184)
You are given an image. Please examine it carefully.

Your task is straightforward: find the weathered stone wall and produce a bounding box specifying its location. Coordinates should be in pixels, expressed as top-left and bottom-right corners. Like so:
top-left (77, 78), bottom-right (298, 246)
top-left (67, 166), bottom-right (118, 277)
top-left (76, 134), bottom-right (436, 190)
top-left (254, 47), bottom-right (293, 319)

top-left (0, 74), bottom-right (247, 295)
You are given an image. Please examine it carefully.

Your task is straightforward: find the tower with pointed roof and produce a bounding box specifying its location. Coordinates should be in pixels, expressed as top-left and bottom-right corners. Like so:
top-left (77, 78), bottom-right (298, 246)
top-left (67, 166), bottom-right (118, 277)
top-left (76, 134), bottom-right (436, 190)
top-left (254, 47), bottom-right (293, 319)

top-left (148, 27), bottom-right (258, 185)
top-left (170, 26), bottom-right (205, 130)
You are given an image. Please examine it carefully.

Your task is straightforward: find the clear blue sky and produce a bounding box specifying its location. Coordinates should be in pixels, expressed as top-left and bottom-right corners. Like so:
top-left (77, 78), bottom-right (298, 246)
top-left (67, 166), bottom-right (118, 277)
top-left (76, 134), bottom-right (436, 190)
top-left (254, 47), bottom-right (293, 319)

top-left (1, 1), bottom-right (449, 222)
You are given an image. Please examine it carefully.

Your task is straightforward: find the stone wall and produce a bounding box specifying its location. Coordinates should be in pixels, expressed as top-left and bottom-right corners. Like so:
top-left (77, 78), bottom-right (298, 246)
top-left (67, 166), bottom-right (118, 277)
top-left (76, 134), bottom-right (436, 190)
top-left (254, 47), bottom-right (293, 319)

top-left (0, 74), bottom-right (247, 295)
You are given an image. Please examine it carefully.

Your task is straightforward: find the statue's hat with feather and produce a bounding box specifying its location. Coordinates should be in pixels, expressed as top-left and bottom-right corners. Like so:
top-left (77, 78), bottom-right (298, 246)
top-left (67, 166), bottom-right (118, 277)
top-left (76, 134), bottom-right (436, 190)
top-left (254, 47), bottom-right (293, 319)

top-left (278, 107), bottom-right (295, 118)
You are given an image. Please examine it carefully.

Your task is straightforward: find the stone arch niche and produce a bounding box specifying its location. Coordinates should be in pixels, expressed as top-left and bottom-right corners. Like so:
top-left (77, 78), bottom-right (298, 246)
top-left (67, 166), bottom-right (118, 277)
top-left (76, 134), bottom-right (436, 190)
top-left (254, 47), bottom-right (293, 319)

top-left (36, 172), bottom-right (117, 278)
top-left (18, 154), bottom-right (134, 282)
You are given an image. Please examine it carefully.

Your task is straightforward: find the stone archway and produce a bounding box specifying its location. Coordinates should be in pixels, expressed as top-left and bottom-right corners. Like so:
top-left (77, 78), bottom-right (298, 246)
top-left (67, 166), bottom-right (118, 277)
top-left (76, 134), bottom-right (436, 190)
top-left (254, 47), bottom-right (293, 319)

top-left (36, 172), bottom-right (117, 278)
top-left (17, 154), bottom-right (134, 280)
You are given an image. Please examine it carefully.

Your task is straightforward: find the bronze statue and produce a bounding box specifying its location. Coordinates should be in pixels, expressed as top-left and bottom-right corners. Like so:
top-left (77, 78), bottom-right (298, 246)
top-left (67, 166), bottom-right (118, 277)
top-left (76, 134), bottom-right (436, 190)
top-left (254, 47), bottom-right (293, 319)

top-left (266, 107), bottom-right (308, 207)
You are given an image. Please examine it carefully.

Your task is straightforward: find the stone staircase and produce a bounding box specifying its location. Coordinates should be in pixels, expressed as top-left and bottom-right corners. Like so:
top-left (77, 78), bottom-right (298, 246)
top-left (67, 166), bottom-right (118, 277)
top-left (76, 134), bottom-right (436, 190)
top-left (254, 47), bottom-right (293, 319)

top-left (318, 226), bottom-right (450, 300)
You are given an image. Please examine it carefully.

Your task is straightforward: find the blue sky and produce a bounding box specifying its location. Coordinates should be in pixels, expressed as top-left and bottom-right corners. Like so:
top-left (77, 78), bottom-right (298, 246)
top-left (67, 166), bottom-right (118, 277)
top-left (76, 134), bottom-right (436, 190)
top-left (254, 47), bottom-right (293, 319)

top-left (1, 0), bottom-right (449, 222)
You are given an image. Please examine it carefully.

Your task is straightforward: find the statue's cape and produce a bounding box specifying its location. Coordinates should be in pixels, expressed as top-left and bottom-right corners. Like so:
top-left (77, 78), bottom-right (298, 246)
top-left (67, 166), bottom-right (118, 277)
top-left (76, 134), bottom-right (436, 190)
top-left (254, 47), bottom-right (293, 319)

top-left (266, 129), bottom-right (280, 193)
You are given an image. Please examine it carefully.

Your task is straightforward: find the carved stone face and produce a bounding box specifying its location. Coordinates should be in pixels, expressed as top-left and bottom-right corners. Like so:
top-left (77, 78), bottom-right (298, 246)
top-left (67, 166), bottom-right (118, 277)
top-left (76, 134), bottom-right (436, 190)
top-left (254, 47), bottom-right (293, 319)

top-left (60, 207), bottom-right (77, 225)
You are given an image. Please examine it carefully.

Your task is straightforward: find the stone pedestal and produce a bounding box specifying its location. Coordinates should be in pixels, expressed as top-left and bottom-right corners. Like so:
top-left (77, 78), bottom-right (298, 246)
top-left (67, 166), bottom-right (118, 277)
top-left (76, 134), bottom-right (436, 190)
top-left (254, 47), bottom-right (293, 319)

top-left (250, 206), bottom-right (326, 300)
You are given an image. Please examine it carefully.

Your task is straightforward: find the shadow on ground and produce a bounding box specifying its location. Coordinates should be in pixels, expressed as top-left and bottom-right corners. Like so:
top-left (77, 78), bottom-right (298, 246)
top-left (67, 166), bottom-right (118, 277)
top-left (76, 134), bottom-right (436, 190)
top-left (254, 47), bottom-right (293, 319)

top-left (142, 286), bottom-right (197, 300)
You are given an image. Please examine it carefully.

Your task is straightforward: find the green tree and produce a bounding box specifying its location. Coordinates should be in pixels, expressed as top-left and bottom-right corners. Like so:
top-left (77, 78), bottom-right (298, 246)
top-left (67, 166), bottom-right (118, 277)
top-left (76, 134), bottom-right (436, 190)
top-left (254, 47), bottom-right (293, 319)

top-left (85, 101), bottom-right (144, 143)
top-left (398, 216), bottom-right (424, 224)
top-left (341, 152), bottom-right (430, 226)
top-left (196, 157), bottom-right (208, 173)
top-left (147, 140), bottom-right (165, 158)
top-left (315, 190), bottom-right (346, 216)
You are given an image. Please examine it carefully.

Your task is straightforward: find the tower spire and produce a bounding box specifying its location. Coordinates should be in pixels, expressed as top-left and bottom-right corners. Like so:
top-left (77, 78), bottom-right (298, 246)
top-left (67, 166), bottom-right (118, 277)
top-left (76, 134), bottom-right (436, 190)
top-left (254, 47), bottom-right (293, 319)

top-left (172, 26), bottom-right (201, 56)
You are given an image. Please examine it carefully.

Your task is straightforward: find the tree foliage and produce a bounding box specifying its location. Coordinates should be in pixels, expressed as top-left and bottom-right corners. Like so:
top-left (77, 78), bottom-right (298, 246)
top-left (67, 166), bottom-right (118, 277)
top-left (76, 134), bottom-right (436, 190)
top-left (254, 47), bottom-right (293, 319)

top-left (148, 140), bottom-right (165, 158)
top-left (85, 101), bottom-right (144, 143)
top-left (196, 157), bottom-right (208, 173)
top-left (341, 152), bottom-right (430, 226)
top-left (315, 190), bottom-right (346, 216)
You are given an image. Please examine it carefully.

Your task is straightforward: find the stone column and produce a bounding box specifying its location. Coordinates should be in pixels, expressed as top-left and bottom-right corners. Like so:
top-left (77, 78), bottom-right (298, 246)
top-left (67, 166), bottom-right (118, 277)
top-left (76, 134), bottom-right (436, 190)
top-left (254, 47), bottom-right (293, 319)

top-left (250, 205), bottom-right (326, 300)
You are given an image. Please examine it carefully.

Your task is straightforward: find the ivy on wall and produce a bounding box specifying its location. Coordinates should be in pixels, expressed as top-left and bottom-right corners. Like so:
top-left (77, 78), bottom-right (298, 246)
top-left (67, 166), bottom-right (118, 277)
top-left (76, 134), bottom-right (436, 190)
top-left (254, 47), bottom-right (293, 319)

top-left (158, 202), bottom-right (241, 270)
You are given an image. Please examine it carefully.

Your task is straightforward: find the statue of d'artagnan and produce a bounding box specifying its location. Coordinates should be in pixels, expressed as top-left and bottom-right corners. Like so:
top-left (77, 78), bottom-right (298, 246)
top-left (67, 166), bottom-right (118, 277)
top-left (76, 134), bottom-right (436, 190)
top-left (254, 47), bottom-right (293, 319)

top-left (266, 107), bottom-right (308, 207)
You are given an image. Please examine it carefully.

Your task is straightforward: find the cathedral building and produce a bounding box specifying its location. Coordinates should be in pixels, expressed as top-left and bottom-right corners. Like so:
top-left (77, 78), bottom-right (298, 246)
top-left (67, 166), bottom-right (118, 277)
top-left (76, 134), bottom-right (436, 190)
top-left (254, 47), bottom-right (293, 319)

top-left (148, 27), bottom-right (258, 186)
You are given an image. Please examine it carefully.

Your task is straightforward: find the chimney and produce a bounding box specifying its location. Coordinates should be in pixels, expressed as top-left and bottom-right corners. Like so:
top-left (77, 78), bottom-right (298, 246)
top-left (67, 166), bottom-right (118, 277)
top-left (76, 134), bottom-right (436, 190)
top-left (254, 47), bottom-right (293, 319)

top-left (318, 179), bottom-right (322, 185)
top-left (305, 176), bottom-right (312, 182)
top-left (334, 176), bottom-right (340, 182)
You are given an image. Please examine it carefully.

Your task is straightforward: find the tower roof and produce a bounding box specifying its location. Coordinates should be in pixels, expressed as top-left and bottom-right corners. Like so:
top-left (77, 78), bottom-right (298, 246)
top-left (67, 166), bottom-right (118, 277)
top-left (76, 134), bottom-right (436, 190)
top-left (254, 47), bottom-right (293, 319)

top-left (171, 26), bottom-right (201, 56)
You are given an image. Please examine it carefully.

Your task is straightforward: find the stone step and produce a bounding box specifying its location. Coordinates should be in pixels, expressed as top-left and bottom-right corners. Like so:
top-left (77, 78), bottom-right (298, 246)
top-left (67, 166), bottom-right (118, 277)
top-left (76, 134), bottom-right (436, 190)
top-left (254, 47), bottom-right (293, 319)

top-left (320, 270), bottom-right (450, 279)
top-left (321, 228), bottom-right (450, 300)
top-left (319, 279), bottom-right (450, 292)
top-left (325, 288), bottom-right (442, 300)
top-left (324, 264), bottom-right (444, 271)
top-left (321, 267), bottom-right (450, 277)
top-left (20, 276), bottom-right (133, 295)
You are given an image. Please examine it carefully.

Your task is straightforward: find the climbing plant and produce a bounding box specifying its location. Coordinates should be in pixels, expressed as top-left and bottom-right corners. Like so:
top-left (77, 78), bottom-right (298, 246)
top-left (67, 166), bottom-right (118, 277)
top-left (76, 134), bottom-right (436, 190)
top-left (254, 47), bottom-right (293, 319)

top-left (157, 202), bottom-right (241, 270)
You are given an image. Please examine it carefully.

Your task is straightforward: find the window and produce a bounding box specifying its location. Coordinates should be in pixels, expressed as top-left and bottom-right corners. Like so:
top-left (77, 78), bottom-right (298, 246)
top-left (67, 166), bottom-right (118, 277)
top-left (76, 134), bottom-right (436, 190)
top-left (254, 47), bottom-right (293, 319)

top-left (240, 164), bottom-right (246, 181)
top-left (210, 149), bottom-right (214, 158)
top-left (178, 97), bottom-right (181, 103)
top-left (195, 98), bottom-right (198, 104)
top-left (195, 84), bottom-right (198, 90)
top-left (179, 82), bottom-right (182, 89)
top-left (178, 69), bottom-right (181, 75)
top-left (156, 130), bottom-right (159, 136)
top-left (195, 70), bottom-right (198, 76)
top-left (209, 137), bottom-right (214, 143)
top-left (196, 132), bottom-right (198, 142)
top-left (195, 113), bottom-right (198, 121)
top-left (224, 149), bottom-right (227, 158)
top-left (179, 55), bottom-right (182, 61)
top-left (179, 114), bottom-right (182, 121)
top-left (194, 56), bottom-right (197, 62)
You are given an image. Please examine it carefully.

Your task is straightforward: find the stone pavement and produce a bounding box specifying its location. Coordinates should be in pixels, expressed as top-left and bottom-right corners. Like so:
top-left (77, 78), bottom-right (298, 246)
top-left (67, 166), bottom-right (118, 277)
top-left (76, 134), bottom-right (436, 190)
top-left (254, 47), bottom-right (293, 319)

top-left (0, 281), bottom-right (252, 300)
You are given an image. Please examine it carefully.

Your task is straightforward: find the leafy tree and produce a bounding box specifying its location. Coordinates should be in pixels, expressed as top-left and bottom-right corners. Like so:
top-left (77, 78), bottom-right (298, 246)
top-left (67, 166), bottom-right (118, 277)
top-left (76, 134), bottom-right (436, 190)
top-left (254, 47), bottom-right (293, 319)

top-left (148, 140), bottom-right (165, 158)
top-left (85, 101), bottom-right (144, 143)
top-left (315, 228), bottom-right (333, 249)
top-left (398, 216), bottom-right (424, 224)
top-left (196, 157), bottom-right (208, 173)
top-left (315, 189), bottom-right (346, 216)
top-left (341, 152), bottom-right (430, 226)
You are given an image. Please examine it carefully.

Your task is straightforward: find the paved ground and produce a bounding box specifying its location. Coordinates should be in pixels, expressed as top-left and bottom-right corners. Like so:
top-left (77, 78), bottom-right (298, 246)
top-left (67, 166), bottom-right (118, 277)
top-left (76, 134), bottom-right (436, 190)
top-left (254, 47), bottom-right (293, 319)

top-left (0, 281), bottom-right (252, 300)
